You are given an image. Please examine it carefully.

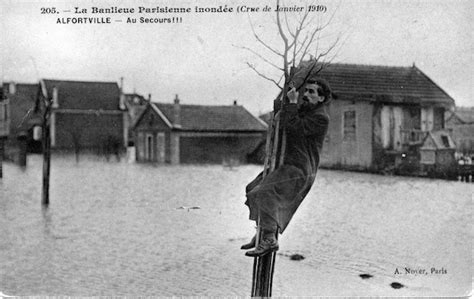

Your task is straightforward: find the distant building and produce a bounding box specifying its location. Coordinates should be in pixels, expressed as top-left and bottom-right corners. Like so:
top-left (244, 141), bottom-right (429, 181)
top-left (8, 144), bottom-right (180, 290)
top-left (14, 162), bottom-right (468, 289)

top-left (35, 79), bottom-right (128, 153)
top-left (133, 96), bottom-right (267, 164)
top-left (2, 82), bottom-right (41, 153)
top-left (122, 92), bottom-right (149, 146)
top-left (445, 107), bottom-right (474, 156)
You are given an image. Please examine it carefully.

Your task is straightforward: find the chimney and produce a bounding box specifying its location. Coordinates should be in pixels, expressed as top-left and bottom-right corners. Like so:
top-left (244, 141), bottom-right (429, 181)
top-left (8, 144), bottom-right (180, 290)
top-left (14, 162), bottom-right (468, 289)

top-left (148, 94), bottom-right (151, 102)
top-left (120, 77), bottom-right (124, 92)
top-left (9, 82), bottom-right (16, 95)
top-left (173, 94), bottom-right (181, 128)
top-left (233, 100), bottom-right (237, 106)
top-left (52, 87), bottom-right (59, 108)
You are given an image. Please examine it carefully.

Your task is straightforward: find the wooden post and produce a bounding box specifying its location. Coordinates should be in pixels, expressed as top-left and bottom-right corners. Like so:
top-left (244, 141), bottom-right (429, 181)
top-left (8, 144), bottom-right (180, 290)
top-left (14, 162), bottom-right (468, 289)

top-left (41, 102), bottom-right (51, 206)
top-left (251, 97), bottom-right (287, 297)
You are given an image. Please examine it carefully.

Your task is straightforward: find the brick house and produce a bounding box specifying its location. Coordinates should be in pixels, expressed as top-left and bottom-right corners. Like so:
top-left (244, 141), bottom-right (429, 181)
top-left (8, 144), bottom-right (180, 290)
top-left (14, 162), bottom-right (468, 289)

top-left (133, 96), bottom-right (267, 164)
top-left (35, 79), bottom-right (128, 153)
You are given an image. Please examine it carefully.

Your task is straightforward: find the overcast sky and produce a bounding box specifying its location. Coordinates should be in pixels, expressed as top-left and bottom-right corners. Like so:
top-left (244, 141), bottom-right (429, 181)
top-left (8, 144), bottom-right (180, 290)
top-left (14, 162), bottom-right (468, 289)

top-left (2, 0), bottom-right (472, 115)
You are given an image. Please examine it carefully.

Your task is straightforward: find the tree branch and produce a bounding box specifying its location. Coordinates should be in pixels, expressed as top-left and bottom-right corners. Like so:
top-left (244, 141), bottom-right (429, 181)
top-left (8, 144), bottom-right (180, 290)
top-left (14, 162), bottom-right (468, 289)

top-left (248, 15), bottom-right (284, 58)
top-left (234, 44), bottom-right (283, 71)
top-left (247, 62), bottom-right (283, 90)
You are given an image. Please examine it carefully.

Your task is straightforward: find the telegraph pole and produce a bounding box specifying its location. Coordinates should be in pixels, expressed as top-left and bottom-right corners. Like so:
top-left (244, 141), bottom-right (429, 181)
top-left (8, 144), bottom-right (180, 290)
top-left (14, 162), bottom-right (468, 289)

top-left (41, 81), bottom-right (51, 206)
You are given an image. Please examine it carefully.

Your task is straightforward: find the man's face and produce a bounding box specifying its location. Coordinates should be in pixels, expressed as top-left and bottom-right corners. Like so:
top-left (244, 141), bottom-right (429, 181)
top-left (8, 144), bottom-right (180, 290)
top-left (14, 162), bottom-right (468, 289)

top-left (302, 83), bottom-right (324, 104)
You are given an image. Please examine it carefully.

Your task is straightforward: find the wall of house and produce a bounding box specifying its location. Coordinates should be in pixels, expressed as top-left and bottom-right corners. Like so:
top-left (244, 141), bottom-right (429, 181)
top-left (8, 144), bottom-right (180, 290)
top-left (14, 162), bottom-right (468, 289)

top-left (170, 132), bottom-right (180, 164)
top-left (320, 99), bottom-right (373, 169)
top-left (54, 112), bottom-right (125, 152)
top-left (419, 106), bottom-right (444, 131)
top-left (179, 133), bottom-right (263, 164)
top-left (436, 150), bottom-right (456, 166)
top-left (380, 105), bottom-right (404, 151)
top-left (134, 108), bottom-right (171, 162)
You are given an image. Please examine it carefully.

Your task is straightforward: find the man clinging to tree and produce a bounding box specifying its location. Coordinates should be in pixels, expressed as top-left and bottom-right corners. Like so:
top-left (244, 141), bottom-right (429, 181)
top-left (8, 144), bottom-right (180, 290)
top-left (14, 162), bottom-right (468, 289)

top-left (242, 77), bottom-right (333, 257)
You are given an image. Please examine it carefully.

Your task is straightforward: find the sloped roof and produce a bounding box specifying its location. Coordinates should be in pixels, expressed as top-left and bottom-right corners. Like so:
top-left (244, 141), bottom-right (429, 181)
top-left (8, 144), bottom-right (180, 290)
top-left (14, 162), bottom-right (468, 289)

top-left (421, 130), bottom-right (456, 150)
top-left (152, 102), bottom-right (267, 132)
top-left (446, 107), bottom-right (474, 124)
top-left (2, 83), bottom-right (38, 135)
top-left (294, 62), bottom-right (455, 106)
top-left (42, 79), bottom-right (120, 110)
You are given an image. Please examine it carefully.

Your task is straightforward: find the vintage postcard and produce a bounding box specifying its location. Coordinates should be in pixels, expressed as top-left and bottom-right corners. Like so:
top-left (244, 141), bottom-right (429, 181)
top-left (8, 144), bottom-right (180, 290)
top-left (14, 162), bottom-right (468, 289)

top-left (1, 0), bottom-right (472, 297)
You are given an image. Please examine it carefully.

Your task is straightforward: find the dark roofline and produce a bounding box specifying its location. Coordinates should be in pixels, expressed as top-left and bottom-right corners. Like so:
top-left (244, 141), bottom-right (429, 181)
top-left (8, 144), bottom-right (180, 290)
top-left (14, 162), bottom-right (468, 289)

top-left (2, 82), bottom-right (38, 86)
top-left (151, 102), bottom-right (250, 109)
top-left (42, 78), bottom-right (119, 85)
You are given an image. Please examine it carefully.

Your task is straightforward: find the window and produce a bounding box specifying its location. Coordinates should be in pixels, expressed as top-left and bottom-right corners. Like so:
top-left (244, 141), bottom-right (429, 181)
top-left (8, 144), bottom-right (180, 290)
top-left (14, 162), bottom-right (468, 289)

top-left (343, 110), bottom-right (356, 142)
top-left (145, 134), bottom-right (153, 161)
top-left (441, 135), bottom-right (450, 148)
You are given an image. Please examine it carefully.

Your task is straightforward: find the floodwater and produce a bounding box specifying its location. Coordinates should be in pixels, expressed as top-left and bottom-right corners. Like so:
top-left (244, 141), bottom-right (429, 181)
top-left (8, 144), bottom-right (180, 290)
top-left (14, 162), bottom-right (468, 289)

top-left (0, 155), bottom-right (472, 297)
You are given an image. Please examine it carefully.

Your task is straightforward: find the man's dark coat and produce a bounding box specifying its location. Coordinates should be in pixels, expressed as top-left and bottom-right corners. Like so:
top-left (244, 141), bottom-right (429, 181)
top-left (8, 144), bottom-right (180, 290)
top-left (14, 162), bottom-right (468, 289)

top-left (245, 102), bottom-right (329, 233)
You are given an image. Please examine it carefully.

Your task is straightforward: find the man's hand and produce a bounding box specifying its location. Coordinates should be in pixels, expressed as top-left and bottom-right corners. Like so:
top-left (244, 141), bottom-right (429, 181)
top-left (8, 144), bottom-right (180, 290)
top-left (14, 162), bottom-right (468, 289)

top-left (287, 87), bottom-right (298, 104)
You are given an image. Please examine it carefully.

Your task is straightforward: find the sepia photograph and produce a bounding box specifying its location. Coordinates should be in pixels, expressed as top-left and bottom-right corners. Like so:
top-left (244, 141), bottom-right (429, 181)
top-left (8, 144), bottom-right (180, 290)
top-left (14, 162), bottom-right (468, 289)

top-left (1, 0), bottom-right (472, 297)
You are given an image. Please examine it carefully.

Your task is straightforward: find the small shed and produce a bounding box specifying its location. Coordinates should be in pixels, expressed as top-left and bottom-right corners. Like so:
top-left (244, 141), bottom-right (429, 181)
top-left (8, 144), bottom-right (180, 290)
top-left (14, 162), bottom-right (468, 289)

top-left (420, 130), bottom-right (456, 177)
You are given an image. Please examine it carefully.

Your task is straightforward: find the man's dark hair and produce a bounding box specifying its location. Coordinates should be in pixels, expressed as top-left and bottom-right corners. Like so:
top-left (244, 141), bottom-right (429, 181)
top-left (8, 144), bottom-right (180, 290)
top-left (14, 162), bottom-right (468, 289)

top-left (306, 78), bottom-right (334, 103)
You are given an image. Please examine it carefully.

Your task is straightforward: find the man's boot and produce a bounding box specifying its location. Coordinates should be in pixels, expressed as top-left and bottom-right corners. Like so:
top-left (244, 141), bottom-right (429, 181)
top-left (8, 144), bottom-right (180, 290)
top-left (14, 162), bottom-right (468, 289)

top-left (245, 231), bottom-right (278, 257)
top-left (241, 234), bottom-right (256, 250)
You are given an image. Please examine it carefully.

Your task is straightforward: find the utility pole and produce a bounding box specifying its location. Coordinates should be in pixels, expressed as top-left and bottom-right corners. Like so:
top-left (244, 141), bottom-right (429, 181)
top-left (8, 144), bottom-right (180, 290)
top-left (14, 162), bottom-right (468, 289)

top-left (41, 81), bottom-right (52, 206)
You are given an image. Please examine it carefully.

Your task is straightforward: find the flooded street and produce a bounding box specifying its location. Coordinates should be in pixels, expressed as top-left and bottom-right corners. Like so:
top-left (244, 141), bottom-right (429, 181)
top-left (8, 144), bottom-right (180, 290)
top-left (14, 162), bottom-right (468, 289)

top-left (0, 155), bottom-right (471, 297)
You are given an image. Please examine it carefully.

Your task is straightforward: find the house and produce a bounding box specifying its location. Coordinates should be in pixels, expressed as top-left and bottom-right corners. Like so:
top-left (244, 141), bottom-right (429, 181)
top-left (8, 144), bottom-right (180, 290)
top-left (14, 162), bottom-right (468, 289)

top-left (313, 63), bottom-right (455, 174)
top-left (445, 107), bottom-right (474, 156)
top-left (35, 79), bottom-right (128, 154)
top-left (2, 82), bottom-right (42, 153)
top-left (133, 96), bottom-right (267, 164)
top-left (304, 63), bottom-right (456, 175)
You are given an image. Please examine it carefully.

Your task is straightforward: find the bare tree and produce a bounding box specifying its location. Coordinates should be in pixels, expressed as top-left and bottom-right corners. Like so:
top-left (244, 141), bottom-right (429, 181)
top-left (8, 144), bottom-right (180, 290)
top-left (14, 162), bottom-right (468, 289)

top-left (238, 0), bottom-right (344, 97)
